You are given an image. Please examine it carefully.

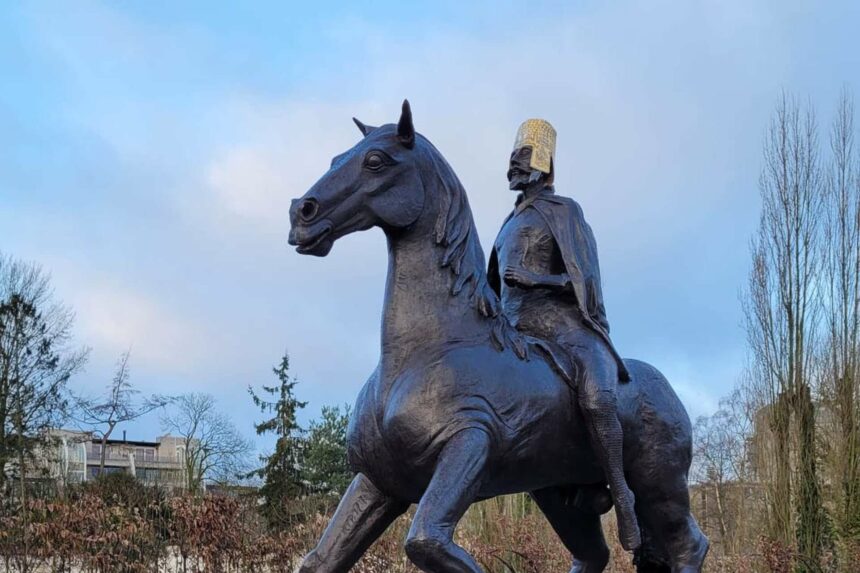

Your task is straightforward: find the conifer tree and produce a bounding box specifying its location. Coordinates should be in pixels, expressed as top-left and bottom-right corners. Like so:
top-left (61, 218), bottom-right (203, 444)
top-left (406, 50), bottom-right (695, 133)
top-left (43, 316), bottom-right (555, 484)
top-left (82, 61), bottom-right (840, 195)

top-left (303, 404), bottom-right (353, 495)
top-left (0, 254), bottom-right (87, 495)
top-left (248, 351), bottom-right (307, 529)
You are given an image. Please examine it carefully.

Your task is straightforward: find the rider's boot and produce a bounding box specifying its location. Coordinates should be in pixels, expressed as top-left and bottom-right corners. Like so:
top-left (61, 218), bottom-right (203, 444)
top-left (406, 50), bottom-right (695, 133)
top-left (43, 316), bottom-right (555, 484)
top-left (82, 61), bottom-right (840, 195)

top-left (583, 389), bottom-right (641, 551)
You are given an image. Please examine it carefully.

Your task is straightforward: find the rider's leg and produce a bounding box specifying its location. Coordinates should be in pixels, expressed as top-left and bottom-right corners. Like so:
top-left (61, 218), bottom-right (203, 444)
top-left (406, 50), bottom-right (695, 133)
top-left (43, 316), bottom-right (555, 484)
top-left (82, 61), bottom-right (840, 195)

top-left (577, 342), bottom-right (641, 551)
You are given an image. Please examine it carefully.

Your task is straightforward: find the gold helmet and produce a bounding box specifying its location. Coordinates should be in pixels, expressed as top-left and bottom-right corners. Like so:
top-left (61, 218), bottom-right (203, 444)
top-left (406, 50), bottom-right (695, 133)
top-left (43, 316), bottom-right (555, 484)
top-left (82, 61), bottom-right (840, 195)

top-left (513, 119), bottom-right (556, 174)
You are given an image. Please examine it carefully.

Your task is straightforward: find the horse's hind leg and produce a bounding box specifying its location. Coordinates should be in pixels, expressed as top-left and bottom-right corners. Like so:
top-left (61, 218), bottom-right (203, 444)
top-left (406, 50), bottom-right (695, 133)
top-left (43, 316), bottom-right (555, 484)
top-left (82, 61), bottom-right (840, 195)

top-left (632, 474), bottom-right (708, 573)
top-left (635, 514), bottom-right (707, 573)
top-left (405, 428), bottom-right (491, 573)
top-left (664, 515), bottom-right (708, 573)
top-left (530, 485), bottom-right (609, 573)
top-left (297, 472), bottom-right (408, 573)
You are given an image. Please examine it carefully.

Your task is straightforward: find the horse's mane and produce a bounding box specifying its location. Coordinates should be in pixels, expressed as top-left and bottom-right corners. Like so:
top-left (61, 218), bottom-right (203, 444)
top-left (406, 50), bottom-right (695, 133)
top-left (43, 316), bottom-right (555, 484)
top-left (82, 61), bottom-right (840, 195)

top-left (417, 136), bottom-right (530, 358)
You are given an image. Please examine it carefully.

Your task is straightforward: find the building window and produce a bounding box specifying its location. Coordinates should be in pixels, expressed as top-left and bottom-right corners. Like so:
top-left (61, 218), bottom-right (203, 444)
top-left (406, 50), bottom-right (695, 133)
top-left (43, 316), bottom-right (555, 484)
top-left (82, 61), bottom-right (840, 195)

top-left (136, 468), bottom-right (160, 483)
top-left (131, 447), bottom-right (156, 461)
top-left (68, 441), bottom-right (86, 483)
top-left (88, 466), bottom-right (124, 479)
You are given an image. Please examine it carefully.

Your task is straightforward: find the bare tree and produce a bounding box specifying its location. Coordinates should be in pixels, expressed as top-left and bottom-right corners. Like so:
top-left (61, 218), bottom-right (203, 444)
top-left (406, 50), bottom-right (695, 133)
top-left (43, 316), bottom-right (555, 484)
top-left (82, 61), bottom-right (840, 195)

top-left (161, 393), bottom-right (253, 492)
top-left (692, 386), bottom-right (754, 553)
top-left (72, 350), bottom-right (169, 472)
top-left (0, 254), bottom-right (87, 572)
top-left (822, 87), bottom-right (860, 540)
top-left (743, 93), bottom-right (827, 564)
top-left (0, 254), bottom-right (88, 494)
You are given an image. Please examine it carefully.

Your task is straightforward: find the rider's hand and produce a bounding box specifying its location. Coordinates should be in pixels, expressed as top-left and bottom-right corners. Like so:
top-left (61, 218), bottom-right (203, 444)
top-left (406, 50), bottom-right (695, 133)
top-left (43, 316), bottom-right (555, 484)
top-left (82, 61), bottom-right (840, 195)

top-left (503, 266), bottom-right (538, 288)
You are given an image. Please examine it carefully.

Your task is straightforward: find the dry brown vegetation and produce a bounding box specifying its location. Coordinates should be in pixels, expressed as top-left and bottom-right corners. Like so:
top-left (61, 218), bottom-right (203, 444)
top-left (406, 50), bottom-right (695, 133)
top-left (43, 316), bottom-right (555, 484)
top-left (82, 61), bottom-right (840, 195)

top-left (0, 477), bottom-right (791, 573)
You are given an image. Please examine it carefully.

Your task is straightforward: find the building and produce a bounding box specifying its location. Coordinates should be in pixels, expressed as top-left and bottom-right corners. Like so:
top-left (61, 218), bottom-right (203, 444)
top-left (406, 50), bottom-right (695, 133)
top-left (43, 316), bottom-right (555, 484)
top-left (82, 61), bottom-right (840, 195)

top-left (49, 429), bottom-right (189, 490)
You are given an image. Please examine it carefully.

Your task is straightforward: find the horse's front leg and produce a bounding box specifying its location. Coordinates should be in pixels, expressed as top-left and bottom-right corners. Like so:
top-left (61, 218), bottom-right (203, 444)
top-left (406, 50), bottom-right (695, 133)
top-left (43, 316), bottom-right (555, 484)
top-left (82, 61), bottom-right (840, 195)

top-left (297, 472), bottom-right (408, 573)
top-left (405, 428), bottom-right (491, 573)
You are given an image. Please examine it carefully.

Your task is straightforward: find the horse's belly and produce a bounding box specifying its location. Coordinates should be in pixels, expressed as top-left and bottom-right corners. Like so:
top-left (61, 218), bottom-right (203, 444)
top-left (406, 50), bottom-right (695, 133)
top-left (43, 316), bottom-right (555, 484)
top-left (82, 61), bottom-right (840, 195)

top-left (482, 419), bottom-right (603, 496)
top-left (349, 347), bottom-right (606, 502)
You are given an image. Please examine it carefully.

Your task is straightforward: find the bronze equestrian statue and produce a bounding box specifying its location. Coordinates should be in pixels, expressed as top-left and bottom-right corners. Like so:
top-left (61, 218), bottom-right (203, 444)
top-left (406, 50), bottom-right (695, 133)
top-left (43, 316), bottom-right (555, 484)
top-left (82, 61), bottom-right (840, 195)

top-left (288, 101), bottom-right (708, 573)
top-left (488, 119), bottom-right (638, 551)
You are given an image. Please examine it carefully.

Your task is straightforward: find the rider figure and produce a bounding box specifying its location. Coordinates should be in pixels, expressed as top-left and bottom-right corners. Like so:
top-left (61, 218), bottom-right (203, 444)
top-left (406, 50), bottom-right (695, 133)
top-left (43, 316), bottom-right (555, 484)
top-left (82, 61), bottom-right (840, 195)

top-left (487, 119), bottom-right (641, 551)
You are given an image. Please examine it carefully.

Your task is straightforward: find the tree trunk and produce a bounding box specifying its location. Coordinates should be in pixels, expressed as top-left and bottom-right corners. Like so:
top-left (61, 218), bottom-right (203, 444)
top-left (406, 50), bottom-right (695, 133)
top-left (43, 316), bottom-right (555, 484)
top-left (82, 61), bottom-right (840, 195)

top-left (99, 422), bottom-right (116, 473)
top-left (15, 411), bottom-right (29, 573)
top-left (771, 391), bottom-right (794, 545)
top-left (836, 371), bottom-right (860, 536)
top-left (713, 481), bottom-right (729, 551)
top-left (0, 390), bottom-right (7, 494)
top-left (795, 384), bottom-right (826, 571)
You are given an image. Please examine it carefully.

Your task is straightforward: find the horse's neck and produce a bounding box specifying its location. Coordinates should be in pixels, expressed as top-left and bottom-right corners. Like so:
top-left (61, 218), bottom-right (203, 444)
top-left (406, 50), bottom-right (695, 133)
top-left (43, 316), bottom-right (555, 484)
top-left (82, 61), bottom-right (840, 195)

top-left (380, 232), bottom-right (486, 377)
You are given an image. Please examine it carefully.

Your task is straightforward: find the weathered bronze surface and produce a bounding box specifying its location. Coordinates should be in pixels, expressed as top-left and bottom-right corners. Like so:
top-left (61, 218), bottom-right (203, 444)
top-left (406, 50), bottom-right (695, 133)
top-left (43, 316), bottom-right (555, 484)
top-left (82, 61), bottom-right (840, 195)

top-left (288, 101), bottom-right (708, 573)
top-left (491, 126), bottom-right (640, 553)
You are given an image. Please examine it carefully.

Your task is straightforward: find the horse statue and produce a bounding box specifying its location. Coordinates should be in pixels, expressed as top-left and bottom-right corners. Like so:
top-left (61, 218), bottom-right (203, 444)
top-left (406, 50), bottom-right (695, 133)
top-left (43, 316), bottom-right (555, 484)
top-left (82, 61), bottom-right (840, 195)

top-left (288, 101), bottom-right (708, 573)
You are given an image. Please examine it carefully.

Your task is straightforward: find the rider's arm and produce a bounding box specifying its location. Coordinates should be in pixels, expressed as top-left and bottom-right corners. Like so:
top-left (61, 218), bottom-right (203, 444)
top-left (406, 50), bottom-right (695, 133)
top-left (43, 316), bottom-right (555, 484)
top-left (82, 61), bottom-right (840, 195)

top-left (534, 271), bottom-right (573, 291)
top-left (503, 266), bottom-right (572, 291)
top-left (502, 227), bottom-right (573, 291)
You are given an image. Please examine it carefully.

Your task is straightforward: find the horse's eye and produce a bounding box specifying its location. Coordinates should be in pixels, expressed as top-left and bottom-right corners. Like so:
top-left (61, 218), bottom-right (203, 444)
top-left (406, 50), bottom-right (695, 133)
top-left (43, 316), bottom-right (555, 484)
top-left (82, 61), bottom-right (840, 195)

top-left (364, 153), bottom-right (385, 170)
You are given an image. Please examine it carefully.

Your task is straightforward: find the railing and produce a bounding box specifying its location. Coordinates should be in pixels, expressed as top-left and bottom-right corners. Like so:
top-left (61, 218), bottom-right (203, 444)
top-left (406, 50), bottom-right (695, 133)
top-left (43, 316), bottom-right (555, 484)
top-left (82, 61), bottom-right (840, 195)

top-left (86, 452), bottom-right (180, 465)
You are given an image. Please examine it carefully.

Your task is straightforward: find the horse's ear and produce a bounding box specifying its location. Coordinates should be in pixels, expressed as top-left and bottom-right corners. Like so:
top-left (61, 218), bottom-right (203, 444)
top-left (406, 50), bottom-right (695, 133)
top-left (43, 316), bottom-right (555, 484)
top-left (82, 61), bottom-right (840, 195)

top-left (397, 99), bottom-right (415, 149)
top-left (352, 117), bottom-right (375, 137)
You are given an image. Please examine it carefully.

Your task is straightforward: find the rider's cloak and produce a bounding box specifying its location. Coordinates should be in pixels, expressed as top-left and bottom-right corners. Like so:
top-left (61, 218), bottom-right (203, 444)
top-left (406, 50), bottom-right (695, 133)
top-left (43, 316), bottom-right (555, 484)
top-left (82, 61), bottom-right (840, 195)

top-left (488, 188), bottom-right (630, 382)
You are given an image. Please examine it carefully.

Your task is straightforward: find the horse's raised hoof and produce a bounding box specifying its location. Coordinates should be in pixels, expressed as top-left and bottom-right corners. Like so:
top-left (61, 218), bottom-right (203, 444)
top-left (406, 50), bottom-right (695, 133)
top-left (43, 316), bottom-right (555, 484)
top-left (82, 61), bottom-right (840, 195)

top-left (571, 555), bottom-right (609, 573)
top-left (405, 533), bottom-right (483, 573)
top-left (670, 530), bottom-right (709, 573)
top-left (294, 551), bottom-right (322, 573)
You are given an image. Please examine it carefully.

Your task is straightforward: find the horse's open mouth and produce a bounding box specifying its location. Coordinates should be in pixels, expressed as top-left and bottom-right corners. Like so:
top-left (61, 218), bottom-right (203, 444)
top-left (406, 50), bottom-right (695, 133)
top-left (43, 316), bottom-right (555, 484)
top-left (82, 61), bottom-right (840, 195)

top-left (290, 221), bottom-right (334, 256)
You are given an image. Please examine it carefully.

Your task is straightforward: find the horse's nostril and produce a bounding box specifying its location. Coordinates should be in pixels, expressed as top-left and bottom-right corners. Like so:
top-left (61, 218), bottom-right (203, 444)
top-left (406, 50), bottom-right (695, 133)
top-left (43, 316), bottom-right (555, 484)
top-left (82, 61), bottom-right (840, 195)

top-left (299, 199), bottom-right (319, 221)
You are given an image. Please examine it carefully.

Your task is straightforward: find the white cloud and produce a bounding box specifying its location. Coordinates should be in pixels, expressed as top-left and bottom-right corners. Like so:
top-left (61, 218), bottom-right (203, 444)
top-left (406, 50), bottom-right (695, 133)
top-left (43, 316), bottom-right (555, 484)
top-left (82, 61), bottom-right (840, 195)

top-left (207, 146), bottom-right (287, 226)
top-left (169, 3), bottom-right (796, 421)
top-left (69, 278), bottom-right (208, 374)
top-left (193, 1), bottom-right (785, 260)
top-left (12, 0), bottom-right (857, 426)
top-left (199, 99), bottom-right (381, 233)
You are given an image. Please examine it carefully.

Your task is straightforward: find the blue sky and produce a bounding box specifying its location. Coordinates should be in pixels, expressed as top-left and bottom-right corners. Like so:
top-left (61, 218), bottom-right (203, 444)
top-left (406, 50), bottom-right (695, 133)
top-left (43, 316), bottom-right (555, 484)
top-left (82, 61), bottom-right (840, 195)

top-left (2, 1), bottom-right (859, 451)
